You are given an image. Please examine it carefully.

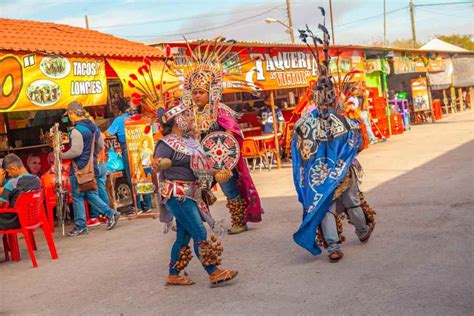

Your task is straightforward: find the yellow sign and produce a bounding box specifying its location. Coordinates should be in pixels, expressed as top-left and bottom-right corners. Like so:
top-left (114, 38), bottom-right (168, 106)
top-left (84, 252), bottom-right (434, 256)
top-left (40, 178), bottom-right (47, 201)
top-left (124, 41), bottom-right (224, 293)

top-left (124, 116), bottom-right (155, 194)
top-left (169, 45), bottom-right (365, 92)
top-left (107, 58), bottom-right (177, 98)
top-left (411, 77), bottom-right (430, 112)
top-left (0, 52), bottom-right (107, 112)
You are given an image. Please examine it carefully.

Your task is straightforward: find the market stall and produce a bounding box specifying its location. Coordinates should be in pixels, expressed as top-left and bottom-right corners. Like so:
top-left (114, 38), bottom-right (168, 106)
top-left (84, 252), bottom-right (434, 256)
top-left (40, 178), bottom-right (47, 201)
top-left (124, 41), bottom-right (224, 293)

top-left (157, 40), bottom-right (366, 165)
top-left (0, 18), bottom-right (164, 218)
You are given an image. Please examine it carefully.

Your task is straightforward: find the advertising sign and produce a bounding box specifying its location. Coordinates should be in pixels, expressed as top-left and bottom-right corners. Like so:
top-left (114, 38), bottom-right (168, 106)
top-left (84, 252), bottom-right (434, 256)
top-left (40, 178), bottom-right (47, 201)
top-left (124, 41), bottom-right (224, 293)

top-left (0, 52), bottom-right (107, 112)
top-left (411, 77), bottom-right (430, 112)
top-left (169, 45), bottom-right (365, 92)
top-left (124, 116), bottom-right (155, 194)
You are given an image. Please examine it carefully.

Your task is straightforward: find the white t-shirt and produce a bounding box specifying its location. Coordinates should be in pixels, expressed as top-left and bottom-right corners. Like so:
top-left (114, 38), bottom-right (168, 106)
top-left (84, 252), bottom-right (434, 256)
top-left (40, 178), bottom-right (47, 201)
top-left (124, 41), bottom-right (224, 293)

top-left (347, 96), bottom-right (360, 111)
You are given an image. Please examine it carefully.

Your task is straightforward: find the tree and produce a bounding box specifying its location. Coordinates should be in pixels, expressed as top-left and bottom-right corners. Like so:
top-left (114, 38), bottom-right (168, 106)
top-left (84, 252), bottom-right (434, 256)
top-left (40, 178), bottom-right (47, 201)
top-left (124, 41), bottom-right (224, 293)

top-left (436, 34), bottom-right (474, 51)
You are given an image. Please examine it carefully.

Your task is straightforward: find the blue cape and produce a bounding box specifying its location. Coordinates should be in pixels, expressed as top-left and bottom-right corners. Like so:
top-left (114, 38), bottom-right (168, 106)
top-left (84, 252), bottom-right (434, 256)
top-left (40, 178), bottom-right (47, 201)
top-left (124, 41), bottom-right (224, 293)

top-left (291, 109), bottom-right (361, 255)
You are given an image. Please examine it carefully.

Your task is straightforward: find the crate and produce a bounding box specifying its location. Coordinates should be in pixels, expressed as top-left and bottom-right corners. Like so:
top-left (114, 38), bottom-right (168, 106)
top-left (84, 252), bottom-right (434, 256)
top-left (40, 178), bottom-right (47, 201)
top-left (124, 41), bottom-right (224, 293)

top-left (372, 117), bottom-right (390, 139)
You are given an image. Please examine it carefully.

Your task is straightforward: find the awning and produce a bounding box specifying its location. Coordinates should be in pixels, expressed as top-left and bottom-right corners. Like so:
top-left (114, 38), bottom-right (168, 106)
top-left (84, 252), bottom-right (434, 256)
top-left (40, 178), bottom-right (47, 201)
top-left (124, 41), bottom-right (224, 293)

top-left (428, 59), bottom-right (452, 90)
top-left (106, 58), bottom-right (178, 100)
top-left (452, 56), bottom-right (474, 88)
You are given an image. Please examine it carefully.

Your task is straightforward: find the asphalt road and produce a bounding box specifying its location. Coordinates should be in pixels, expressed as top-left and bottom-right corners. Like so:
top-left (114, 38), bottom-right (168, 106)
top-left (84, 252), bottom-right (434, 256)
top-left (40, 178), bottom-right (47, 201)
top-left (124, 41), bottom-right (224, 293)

top-left (1, 111), bottom-right (473, 315)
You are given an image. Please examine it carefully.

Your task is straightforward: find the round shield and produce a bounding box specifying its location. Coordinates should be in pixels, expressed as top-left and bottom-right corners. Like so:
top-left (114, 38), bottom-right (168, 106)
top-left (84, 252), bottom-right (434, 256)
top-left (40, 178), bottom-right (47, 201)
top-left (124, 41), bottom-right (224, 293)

top-left (201, 131), bottom-right (240, 170)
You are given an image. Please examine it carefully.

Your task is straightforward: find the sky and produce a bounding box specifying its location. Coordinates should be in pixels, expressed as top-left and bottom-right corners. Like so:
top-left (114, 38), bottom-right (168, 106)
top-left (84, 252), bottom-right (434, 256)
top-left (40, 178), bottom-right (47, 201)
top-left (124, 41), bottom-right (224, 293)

top-left (0, 0), bottom-right (472, 46)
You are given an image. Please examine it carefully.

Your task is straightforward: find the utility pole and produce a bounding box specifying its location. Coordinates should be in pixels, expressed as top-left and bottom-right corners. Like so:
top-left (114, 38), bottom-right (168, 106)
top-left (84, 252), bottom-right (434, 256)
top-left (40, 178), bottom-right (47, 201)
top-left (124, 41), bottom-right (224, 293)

top-left (409, 0), bottom-right (417, 48)
top-left (329, 0), bottom-right (335, 45)
top-left (383, 0), bottom-right (387, 46)
top-left (286, 0), bottom-right (295, 44)
top-left (84, 15), bottom-right (90, 29)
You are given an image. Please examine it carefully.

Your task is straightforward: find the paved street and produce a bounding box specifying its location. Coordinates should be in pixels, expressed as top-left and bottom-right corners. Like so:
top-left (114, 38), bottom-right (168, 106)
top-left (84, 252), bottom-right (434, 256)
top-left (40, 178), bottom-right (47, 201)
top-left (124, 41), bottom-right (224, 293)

top-left (1, 111), bottom-right (473, 315)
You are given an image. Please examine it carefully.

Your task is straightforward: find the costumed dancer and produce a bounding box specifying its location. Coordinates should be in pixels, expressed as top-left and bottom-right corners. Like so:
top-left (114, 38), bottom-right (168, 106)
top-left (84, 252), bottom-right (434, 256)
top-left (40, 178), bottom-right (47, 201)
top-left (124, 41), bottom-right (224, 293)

top-left (153, 101), bottom-right (238, 286)
top-left (182, 38), bottom-right (263, 234)
top-left (291, 8), bottom-right (376, 262)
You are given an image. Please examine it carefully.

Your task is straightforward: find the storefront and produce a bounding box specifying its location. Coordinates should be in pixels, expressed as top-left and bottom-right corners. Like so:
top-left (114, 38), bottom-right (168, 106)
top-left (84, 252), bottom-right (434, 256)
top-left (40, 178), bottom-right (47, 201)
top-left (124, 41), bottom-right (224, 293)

top-left (155, 40), bottom-right (366, 161)
top-left (0, 18), bottom-right (164, 211)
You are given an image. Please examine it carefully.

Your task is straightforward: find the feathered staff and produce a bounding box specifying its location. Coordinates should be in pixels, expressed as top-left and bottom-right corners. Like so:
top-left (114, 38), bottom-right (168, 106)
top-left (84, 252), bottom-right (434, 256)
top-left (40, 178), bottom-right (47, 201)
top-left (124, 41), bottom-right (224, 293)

top-left (298, 6), bottom-right (361, 115)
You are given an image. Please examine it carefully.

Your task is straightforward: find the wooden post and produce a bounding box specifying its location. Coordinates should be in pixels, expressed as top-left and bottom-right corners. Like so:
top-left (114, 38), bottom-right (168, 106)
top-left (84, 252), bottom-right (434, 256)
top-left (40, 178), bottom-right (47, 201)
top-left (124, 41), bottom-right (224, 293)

top-left (469, 87), bottom-right (473, 109)
top-left (458, 88), bottom-right (464, 111)
top-left (270, 91), bottom-right (281, 169)
top-left (425, 73), bottom-right (435, 123)
top-left (450, 86), bottom-right (457, 113)
top-left (442, 89), bottom-right (449, 114)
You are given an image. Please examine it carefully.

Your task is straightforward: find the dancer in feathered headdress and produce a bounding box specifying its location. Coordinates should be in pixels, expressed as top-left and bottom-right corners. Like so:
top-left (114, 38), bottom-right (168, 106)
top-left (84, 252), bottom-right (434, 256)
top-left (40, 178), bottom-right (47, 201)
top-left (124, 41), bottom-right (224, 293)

top-left (292, 7), bottom-right (376, 262)
top-left (182, 37), bottom-right (263, 235)
top-left (128, 56), bottom-right (239, 286)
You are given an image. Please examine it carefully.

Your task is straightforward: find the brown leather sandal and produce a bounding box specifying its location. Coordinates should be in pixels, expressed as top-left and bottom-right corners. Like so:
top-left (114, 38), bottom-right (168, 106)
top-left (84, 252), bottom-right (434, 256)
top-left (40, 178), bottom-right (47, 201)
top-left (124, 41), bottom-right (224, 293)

top-left (209, 268), bottom-right (238, 286)
top-left (328, 250), bottom-right (344, 263)
top-left (165, 275), bottom-right (195, 286)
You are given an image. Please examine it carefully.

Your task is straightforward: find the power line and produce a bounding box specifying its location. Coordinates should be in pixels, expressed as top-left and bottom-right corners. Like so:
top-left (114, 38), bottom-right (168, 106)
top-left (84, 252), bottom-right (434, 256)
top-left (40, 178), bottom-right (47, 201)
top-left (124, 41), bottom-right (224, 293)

top-left (414, 1), bottom-right (473, 7)
top-left (117, 5), bottom-right (284, 38)
top-left (94, 5), bottom-right (283, 29)
top-left (336, 6), bottom-right (408, 28)
top-left (417, 7), bottom-right (474, 19)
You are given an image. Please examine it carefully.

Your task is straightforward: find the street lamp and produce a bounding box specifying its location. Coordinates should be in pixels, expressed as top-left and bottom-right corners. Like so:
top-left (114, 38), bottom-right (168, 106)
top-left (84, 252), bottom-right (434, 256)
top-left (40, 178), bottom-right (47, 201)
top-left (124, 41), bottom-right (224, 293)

top-left (265, 18), bottom-right (295, 43)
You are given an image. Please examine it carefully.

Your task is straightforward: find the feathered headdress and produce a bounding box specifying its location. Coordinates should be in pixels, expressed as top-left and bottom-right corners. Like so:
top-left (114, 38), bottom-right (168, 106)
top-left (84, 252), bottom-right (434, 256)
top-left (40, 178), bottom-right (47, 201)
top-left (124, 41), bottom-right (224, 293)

top-left (298, 7), bottom-right (360, 114)
top-left (181, 37), bottom-right (261, 119)
top-left (127, 52), bottom-right (184, 122)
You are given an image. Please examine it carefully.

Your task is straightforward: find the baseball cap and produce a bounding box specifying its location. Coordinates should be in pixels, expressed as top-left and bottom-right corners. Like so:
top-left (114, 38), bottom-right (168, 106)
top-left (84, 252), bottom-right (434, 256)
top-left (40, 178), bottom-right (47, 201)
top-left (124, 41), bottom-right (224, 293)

top-left (63, 101), bottom-right (86, 116)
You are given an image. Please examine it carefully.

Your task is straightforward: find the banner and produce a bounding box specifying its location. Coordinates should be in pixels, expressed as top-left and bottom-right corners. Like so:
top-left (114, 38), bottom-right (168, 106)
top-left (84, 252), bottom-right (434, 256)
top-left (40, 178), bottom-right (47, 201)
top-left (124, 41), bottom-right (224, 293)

top-left (124, 116), bottom-right (155, 195)
top-left (411, 77), bottom-right (430, 112)
top-left (394, 54), bottom-right (446, 74)
top-left (106, 58), bottom-right (177, 98)
top-left (169, 45), bottom-right (365, 92)
top-left (0, 52), bottom-right (107, 112)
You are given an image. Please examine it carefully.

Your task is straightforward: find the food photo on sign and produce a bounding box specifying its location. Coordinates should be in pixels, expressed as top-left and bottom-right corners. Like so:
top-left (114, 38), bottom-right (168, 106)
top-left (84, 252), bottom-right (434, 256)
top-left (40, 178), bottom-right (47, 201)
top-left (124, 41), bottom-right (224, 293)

top-left (0, 52), bottom-right (107, 112)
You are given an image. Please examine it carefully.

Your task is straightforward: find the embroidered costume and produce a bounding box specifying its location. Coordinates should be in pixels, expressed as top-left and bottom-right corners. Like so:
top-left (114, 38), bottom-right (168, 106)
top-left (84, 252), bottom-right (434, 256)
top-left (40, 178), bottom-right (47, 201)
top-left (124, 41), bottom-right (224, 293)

top-left (292, 8), bottom-right (376, 261)
top-left (128, 57), bottom-right (238, 285)
top-left (182, 38), bottom-right (263, 234)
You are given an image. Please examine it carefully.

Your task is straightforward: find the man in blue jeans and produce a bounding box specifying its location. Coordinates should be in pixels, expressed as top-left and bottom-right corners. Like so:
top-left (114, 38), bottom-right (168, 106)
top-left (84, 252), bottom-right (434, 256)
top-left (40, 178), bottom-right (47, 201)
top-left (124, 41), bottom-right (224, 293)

top-left (61, 102), bottom-right (120, 236)
top-left (87, 156), bottom-right (109, 227)
top-left (105, 98), bottom-right (152, 213)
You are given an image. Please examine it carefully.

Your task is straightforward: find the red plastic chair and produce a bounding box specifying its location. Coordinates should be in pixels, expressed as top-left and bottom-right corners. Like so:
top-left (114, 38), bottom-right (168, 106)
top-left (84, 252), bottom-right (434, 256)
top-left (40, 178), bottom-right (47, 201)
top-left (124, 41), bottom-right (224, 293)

top-left (41, 167), bottom-right (90, 232)
top-left (0, 190), bottom-right (58, 268)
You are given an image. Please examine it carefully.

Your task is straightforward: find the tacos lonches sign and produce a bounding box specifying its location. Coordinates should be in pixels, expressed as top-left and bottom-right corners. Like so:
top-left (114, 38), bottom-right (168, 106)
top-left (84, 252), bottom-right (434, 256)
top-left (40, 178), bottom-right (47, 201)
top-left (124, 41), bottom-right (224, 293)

top-left (124, 116), bottom-right (155, 195)
top-left (0, 52), bottom-right (107, 112)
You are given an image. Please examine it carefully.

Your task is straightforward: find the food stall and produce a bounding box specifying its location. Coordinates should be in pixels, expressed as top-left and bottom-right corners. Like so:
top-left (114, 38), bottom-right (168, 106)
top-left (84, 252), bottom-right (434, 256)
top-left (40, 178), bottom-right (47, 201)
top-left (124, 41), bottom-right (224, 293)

top-left (155, 40), bottom-right (366, 164)
top-left (0, 18), bottom-right (164, 214)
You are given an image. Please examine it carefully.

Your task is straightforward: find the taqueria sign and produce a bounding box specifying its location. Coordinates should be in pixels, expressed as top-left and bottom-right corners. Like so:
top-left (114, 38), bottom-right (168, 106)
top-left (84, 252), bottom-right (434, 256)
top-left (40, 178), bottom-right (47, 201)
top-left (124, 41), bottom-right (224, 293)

top-left (0, 52), bottom-right (107, 112)
top-left (168, 44), bottom-right (365, 92)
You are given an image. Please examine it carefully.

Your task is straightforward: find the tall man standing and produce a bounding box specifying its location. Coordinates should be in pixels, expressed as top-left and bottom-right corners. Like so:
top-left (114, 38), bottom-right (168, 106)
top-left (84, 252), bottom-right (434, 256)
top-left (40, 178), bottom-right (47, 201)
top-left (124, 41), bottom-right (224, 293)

top-left (62, 102), bottom-right (119, 236)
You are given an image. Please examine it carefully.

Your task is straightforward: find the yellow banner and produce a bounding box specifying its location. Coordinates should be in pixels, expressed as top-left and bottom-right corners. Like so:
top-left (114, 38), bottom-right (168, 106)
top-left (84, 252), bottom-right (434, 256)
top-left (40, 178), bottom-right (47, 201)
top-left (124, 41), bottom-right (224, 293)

top-left (124, 116), bottom-right (155, 195)
top-left (170, 45), bottom-right (365, 92)
top-left (107, 58), bottom-right (177, 99)
top-left (0, 52), bottom-right (107, 112)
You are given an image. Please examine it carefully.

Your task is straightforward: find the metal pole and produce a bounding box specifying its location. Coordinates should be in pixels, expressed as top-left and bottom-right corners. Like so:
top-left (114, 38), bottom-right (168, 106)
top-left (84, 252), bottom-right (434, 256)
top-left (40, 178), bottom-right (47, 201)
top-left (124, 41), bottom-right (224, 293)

top-left (383, 0), bottom-right (387, 46)
top-left (409, 0), bottom-right (417, 48)
top-left (380, 57), bottom-right (392, 136)
top-left (329, 0), bottom-right (336, 45)
top-left (84, 15), bottom-right (90, 29)
top-left (286, 0), bottom-right (296, 44)
top-left (270, 91), bottom-right (282, 168)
